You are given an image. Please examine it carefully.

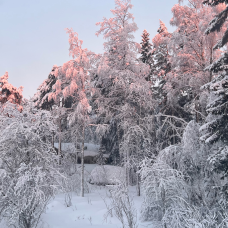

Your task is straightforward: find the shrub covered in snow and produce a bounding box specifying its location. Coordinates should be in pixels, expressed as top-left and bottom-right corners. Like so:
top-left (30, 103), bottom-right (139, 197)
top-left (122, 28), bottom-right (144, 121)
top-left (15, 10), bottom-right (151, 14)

top-left (89, 165), bottom-right (125, 185)
top-left (0, 102), bottom-right (64, 228)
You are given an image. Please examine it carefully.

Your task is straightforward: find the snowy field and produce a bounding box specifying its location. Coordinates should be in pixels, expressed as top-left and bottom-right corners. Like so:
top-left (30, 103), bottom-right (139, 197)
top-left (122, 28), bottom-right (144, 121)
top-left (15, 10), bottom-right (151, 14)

top-left (40, 186), bottom-right (147, 228)
top-left (40, 164), bottom-right (151, 228)
top-left (0, 164), bottom-right (154, 228)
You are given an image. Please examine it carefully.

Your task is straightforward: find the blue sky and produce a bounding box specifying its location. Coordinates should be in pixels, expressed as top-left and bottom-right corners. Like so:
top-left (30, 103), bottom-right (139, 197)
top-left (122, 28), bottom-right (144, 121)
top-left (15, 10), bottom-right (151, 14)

top-left (0, 0), bottom-right (178, 98)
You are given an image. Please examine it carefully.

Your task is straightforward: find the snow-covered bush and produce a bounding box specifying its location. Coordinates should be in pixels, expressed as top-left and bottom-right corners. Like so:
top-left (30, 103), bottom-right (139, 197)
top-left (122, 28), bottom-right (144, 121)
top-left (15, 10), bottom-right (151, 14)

top-left (0, 102), bottom-right (64, 228)
top-left (139, 157), bottom-right (187, 225)
top-left (106, 181), bottom-right (138, 228)
top-left (140, 118), bottom-right (228, 227)
top-left (89, 165), bottom-right (125, 185)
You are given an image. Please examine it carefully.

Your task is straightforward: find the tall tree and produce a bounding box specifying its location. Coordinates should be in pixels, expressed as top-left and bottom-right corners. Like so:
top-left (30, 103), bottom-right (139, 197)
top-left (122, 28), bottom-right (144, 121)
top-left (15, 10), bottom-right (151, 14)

top-left (150, 20), bottom-right (171, 103)
top-left (94, 0), bottom-right (152, 184)
top-left (32, 67), bottom-right (57, 111)
top-left (140, 29), bottom-right (153, 81)
top-left (200, 0), bottom-right (228, 144)
top-left (200, 2), bottom-right (228, 196)
top-left (63, 28), bottom-right (96, 197)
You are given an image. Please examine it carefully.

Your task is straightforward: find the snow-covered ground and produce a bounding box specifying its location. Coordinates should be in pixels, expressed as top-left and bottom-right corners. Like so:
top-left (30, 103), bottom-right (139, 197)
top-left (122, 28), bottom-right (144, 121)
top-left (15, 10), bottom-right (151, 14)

top-left (39, 164), bottom-right (154, 228)
top-left (0, 164), bottom-right (153, 228)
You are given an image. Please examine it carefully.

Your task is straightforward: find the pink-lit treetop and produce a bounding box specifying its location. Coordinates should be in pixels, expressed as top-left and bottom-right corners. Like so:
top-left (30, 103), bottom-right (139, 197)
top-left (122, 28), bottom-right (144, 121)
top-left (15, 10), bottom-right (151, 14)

top-left (149, 20), bottom-right (171, 103)
top-left (140, 29), bottom-right (152, 65)
top-left (0, 71), bottom-right (23, 107)
top-left (152, 20), bottom-right (171, 49)
top-left (38, 29), bottom-right (99, 113)
top-left (169, 0), bottom-right (226, 74)
top-left (94, 0), bottom-right (152, 124)
top-left (96, 0), bottom-right (140, 70)
top-left (162, 0), bottom-right (227, 120)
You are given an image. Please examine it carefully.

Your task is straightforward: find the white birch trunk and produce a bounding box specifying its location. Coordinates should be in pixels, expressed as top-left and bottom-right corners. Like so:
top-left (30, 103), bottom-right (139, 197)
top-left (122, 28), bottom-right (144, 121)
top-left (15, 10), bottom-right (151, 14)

top-left (58, 119), bottom-right (61, 165)
top-left (81, 122), bottom-right (85, 197)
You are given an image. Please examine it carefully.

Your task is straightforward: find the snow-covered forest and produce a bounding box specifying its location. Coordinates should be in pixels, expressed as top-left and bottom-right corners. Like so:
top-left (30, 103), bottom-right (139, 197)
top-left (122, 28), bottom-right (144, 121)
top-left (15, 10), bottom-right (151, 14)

top-left (1, 0), bottom-right (228, 227)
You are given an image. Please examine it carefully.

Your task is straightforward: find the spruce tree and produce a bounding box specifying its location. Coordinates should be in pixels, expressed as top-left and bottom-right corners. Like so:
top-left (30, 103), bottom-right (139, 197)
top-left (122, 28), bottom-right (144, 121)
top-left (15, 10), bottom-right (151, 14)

top-left (96, 145), bottom-right (106, 165)
top-left (200, 0), bottom-right (228, 198)
top-left (151, 20), bottom-right (171, 97)
top-left (32, 66), bottom-right (57, 111)
top-left (140, 30), bottom-right (153, 81)
top-left (200, 0), bottom-right (228, 145)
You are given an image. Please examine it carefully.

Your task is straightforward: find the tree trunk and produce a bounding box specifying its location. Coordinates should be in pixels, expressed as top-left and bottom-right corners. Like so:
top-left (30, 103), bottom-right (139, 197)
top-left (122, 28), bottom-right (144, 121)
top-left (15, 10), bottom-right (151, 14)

top-left (124, 117), bottom-right (129, 186)
top-left (127, 149), bottom-right (129, 186)
top-left (196, 100), bottom-right (199, 123)
top-left (161, 186), bottom-right (166, 226)
top-left (136, 167), bottom-right (140, 196)
top-left (58, 135), bottom-right (61, 154)
top-left (19, 213), bottom-right (31, 228)
top-left (58, 123), bottom-right (61, 165)
top-left (124, 148), bottom-right (129, 186)
top-left (75, 136), bottom-right (78, 172)
top-left (58, 117), bottom-right (62, 160)
top-left (81, 122), bottom-right (85, 197)
top-left (52, 131), bottom-right (54, 148)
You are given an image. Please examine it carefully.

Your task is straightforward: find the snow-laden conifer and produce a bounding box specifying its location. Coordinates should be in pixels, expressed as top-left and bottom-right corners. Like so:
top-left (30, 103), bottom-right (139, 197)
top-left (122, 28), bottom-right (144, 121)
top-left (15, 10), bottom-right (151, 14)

top-left (139, 29), bottom-right (153, 81)
top-left (200, 0), bottom-right (228, 145)
top-left (140, 29), bottom-right (152, 65)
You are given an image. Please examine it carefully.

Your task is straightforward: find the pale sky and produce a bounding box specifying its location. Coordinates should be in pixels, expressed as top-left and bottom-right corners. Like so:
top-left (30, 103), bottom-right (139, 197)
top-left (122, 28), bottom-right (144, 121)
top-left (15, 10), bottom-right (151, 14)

top-left (0, 0), bottom-right (178, 98)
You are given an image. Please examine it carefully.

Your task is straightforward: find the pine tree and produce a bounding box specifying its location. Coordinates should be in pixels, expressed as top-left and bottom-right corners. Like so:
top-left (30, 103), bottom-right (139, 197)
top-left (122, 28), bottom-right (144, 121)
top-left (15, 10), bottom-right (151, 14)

top-left (150, 20), bottom-right (171, 102)
top-left (140, 29), bottom-right (152, 64)
top-left (200, 0), bottom-right (228, 144)
top-left (140, 29), bottom-right (153, 81)
top-left (32, 66), bottom-right (57, 110)
top-left (96, 145), bottom-right (106, 165)
top-left (200, 0), bottom-right (228, 199)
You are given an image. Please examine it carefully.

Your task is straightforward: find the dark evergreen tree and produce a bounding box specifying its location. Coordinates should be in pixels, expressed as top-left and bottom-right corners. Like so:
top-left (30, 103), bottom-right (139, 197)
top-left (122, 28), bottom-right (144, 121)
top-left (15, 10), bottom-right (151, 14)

top-left (200, 0), bottom-right (228, 145)
top-left (33, 65), bottom-right (75, 111)
top-left (32, 66), bottom-right (57, 111)
top-left (96, 145), bottom-right (107, 165)
top-left (200, 0), bottom-right (228, 199)
top-left (203, 0), bottom-right (228, 6)
top-left (150, 20), bottom-right (171, 100)
top-left (140, 30), bottom-right (153, 81)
